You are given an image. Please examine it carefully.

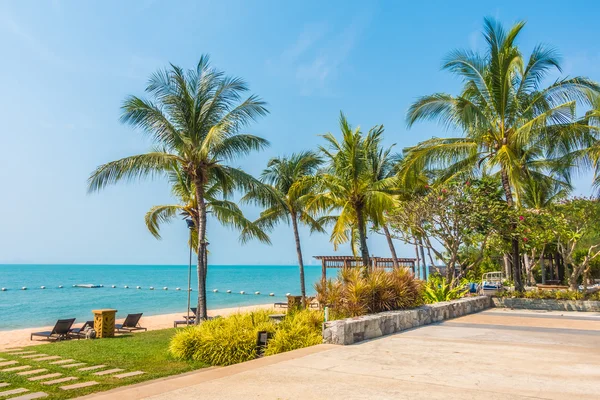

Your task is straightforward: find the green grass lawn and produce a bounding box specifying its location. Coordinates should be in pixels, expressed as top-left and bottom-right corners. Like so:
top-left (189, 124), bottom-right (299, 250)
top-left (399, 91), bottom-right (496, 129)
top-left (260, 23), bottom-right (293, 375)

top-left (0, 329), bottom-right (208, 399)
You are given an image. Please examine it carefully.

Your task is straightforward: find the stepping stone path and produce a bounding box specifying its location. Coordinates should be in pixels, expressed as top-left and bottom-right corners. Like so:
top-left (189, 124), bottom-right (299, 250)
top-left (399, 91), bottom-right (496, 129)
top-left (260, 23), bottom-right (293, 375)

top-left (31, 356), bottom-right (61, 362)
top-left (49, 359), bottom-right (74, 365)
top-left (11, 393), bottom-right (48, 400)
top-left (2, 366), bottom-right (31, 372)
top-left (60, 381), bottom-right (99, 390)
top-left (114, 371), bottom-right (145, 379)
top-left (0, 388), bottom-right (29, 396)
top-left (0, 383), bottom-right (9, 388)
top-left (93, 368), bottom-right (123, 376)
top-left (28, 373), bottom-right (62, 382)
top-left (7, 351), bottom-right (36, 355)
top-left (78, 365), bottom-right (106, 371)
top-left (0, 361), bottom-right (18, 367)
top-left (22, 354), bottom-right (47, 359)
top-left (41, 377), bottom-right (78, 385)
top-left (60, 363), bottom-right (86, 368)
top-left (17, 369), bottom-right (47, 376)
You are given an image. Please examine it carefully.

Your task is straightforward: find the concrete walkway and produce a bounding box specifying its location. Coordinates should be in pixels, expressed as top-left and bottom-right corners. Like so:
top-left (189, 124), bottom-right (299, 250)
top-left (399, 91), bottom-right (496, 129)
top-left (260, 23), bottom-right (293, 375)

top-left (82, 308), bottom-right (600, 400)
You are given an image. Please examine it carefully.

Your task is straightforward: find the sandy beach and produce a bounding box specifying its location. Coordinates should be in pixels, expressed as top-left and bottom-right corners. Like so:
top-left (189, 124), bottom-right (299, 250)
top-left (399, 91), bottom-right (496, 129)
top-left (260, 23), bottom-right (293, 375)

top-left (0, 303), bottom-right (275, 351)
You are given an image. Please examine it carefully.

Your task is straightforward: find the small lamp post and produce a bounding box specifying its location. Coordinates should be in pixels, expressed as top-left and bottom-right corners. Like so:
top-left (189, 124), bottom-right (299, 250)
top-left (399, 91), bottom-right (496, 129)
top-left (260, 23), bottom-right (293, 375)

top-left (185, 219), bottom-right (195, 325)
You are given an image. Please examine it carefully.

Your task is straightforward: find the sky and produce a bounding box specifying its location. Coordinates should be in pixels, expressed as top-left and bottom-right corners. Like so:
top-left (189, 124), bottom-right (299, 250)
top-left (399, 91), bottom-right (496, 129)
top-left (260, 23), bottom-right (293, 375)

top-left (1, 0), bottom-right (599, 265)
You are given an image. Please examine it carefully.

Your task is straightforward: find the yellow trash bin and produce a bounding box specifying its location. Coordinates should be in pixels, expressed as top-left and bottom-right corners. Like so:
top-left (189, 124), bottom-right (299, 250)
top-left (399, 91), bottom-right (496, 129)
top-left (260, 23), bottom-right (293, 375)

top-left (92, 309), bottom-right (117, 338)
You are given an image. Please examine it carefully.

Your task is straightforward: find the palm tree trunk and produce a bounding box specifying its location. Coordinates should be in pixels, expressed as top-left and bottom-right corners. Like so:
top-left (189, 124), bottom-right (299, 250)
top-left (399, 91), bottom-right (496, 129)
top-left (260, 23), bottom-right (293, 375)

top-left (355, 206), bottom-right (370, 268)
top-left (419, 238), bottom-right (427, 280)
top-left (413, 238), bottom-right (421, 278)
top-left (291, 212), bottom-right (307, 307)
top-left (194, 178), bottom-right (208, 321)
top-left (501, 167), bottom-right (523, 291)
top-left (382, 224), bottom-right (399, 268)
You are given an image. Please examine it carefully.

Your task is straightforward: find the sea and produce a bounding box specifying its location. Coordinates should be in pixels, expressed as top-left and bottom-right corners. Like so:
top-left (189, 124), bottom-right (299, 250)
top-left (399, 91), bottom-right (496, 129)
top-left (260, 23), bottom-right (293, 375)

top-left (0, 264), bottom-right (323, 331)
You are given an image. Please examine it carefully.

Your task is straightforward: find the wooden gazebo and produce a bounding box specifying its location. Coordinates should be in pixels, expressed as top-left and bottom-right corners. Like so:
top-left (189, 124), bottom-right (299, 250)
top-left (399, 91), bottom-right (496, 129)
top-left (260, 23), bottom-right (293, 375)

top-left (313, 256), bottom-right (416, 282)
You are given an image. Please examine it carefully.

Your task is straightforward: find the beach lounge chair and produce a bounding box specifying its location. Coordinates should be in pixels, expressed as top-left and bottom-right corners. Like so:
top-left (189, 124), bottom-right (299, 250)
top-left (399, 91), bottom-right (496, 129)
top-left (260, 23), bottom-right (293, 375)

top-left (173, 308), bottom-right (198, 327)
top-left (30, 318), bottom-right (76, 341)
top-left (69, 320), bottom-right (94, 339)
top-left (115, 313), bottom-right (147, 333)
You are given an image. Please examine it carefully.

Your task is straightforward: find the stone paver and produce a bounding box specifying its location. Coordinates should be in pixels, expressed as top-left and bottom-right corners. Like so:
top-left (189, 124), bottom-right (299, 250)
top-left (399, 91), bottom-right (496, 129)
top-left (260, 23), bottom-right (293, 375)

top-left (31, 356), bottom-right (61, 362)
top-left (128, 309), bottom-right (600, 400)
top-left (41, 377), bottom-right (78, 385)
top-left (0, 383), bottom-right (9, 388)
top-left (17, 369), bottom-right (47, 376)
top-left (28, 373), bottom-right (62, 381)
top-left (60, 363), bottom-right (86, 368)
top-left (0, 358), bottom-right (3, 361)
top-left (93, 368), bottom-right (123, 376)
top-left (49, 359), bottom-right (75, 365)
top-left (78, 365), bottom-right (106, 371)
top-left (11, 393), bottom-right (48, 400)
top-left (7, 351), bottom-right (36, 355)
top-left (114, 371), bottom-right (145, 379)
top-left (0, 388), bottom-right (29, 396)
top-left (0, 361), bottom-right (18, 367)
top-left (1, 365), bottom-right (31, 372)
top-left (60, 381), bottom-right (99, 390)
top-left (21, 354), bottom-right (47, 359)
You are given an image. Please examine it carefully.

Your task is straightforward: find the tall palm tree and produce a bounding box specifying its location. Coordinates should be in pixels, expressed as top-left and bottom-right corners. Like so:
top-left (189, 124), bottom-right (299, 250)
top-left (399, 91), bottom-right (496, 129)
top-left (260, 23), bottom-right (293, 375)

top-left (88, 55), bottom-right (270, 319)
top-left (305, 113), bottom-right (398, 267)
top-left (245, 151), bottom-right (324, 304)
top-left (402, 18), bottom-right (600, 290)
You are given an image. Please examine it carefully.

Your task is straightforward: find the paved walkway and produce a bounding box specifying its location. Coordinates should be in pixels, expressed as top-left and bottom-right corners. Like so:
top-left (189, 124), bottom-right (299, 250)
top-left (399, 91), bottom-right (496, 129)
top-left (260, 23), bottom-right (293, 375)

top-left (82, 308), bottom-right (600, 400)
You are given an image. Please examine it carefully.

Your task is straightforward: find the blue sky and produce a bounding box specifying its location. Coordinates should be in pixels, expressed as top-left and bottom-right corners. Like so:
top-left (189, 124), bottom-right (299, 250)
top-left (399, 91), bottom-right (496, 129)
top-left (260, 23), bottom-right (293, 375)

top-left (1, 0), bottom-right (599, 265)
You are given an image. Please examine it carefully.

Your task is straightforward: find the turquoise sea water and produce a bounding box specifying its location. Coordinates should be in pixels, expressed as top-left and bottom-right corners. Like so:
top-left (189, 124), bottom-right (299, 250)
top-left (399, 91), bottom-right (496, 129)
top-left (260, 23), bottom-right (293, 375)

top-left (0, 264), bottom-right (323, 330)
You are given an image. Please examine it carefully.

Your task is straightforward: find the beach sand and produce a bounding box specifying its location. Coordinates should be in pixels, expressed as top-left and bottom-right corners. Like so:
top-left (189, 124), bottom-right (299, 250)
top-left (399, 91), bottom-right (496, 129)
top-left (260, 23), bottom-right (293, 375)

top-left (0, 303), bottom-right (276, 350)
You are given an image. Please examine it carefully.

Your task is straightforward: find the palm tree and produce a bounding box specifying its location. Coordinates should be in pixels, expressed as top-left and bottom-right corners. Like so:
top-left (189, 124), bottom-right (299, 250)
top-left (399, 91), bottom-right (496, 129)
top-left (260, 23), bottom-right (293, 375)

top-left (145, 166), bottom-right (269, 249)
top-left (402, 18), bottom-right (600, 290)
top-left (305, 112), bottom-right (398, 267)
top-left (245, 151), bottom-right (324, 304)
top-left (88, 55), bottom-right (270, 320)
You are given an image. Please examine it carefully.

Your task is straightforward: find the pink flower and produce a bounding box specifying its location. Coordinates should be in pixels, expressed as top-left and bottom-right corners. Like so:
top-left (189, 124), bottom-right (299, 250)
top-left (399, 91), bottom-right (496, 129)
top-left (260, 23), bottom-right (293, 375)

top-left (424, 184), bottom-right (429, 189)
top-left (441, 189), bottom-right (447, 194)
top-left (519, 215), bottom-right (524, 221)
top-left (523, 237), bottom-right (528, 242)
top-left (465, 181), bottom-right (471, 186)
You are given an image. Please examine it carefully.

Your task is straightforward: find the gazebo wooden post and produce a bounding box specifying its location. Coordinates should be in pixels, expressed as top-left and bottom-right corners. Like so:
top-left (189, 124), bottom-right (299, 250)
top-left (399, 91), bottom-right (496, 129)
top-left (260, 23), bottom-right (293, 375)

top-left (321, 258), bottom-right (326, 284)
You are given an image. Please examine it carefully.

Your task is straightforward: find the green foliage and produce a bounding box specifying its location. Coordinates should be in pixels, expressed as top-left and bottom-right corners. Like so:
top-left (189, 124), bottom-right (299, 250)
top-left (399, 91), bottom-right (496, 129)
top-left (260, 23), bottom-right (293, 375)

top-left (315, 268), bottom-right (424, 318)
top-left (496, 290), bottom-right (596, 301)
top-left (170, 311), bottom-right (276, 366)
top-left (170, 309), bottom-right (325, 366)
top-left (264, 309), bottom-right (324, 356)
top-left (423, 275), bottom-right (469, 303)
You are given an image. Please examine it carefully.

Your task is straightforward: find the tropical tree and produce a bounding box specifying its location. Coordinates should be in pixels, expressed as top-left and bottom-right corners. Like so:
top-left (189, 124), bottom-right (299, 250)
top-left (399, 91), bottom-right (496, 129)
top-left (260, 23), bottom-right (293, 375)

top-left (244, 151), bottom-right (324, 304)
top-left (88, 55), bottom-right (271, 320)
top-left (145, 166), bottom-right (269, 250)
top-left (402, 18), bottom-right (600, 290)
top-left (303, 113), bottom-right (398, 267)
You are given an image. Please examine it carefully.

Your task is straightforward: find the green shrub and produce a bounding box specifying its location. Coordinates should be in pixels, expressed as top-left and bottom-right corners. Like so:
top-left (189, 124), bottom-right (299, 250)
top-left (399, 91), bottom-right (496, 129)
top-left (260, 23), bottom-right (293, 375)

top-left (422, 275), bottom-right (468, 303)
top-left (264, 309), bottom-right (323, 356)
top-left (170, 310), bottom-right (276, 366)
top-left (314, 268), bottom-right (424, 318)
top-left (498, 290), bottom-right (591, 300)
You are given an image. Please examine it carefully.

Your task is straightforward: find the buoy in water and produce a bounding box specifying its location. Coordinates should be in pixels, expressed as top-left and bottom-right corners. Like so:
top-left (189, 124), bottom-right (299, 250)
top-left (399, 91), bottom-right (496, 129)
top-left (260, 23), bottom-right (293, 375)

top-left (176, 287), bottom-right (181, 291)
top-left (111, 285), bottom-right (116, 288)
top-left (255, 291), bottom-right (260, 295)
top-left (226, 290), bottom-right (231, 293)
top-left (58, 285), bottom-right (63, 288)
top-left (149, 287), bottom-right (154, 290)
top-left (269, 293), bottom-right (274, 296)
top-left (163, 287), bottom-right (168, 290)
top-left (40, 286), bottom-right (45, 289)
top-left (1, 288), bottom-right (6, 291)
top-left (285, 293), bottom-right (291, 296)
top-left (213, 289), bottom-right (218, 293)
top-left (100, 285), bottom-right (104, 288)
top-left (22, 287), bottom-right (27, 290)
top-left (136, 286), bottom-right (141, 289)
top-left (72, 284), bottom-right (76, 287)
top-left (124, 285), bottom-right (129, 289)
top-left (240, 291), bottom-right (245, 295)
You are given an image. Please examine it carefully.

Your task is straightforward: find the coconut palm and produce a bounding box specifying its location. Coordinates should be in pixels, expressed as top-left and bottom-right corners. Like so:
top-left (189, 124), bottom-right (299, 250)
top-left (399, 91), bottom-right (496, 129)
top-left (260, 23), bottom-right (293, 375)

top-left (244, 151), bottom-right (324, 304)
top-left (304, 113), bottom-right (398, 267)
top-left (88, 55), bottom-right (271, 320)
top-left (402, 18), bottom-right (600, 290)
top-left (145, 166), bottom-right (269, 249)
